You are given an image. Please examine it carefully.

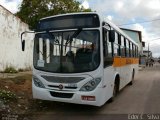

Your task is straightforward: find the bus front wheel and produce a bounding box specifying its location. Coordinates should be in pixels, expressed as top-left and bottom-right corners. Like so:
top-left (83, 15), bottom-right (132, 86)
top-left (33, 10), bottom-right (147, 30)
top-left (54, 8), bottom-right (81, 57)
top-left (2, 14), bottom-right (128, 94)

top-left (108, 80), bottom-right (119, 102)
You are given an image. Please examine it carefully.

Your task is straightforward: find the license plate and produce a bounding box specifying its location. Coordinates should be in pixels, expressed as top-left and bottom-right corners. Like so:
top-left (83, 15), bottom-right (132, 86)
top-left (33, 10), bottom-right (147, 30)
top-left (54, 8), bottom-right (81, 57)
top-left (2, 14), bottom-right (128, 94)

top-left (81, 96), bottom-right (96, 101)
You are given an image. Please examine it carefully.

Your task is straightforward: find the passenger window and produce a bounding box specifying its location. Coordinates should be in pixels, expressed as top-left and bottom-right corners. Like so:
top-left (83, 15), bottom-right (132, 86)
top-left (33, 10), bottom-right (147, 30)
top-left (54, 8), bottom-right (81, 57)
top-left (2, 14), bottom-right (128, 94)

top-left (103, 28), bottom-right (113, 67)
top-left (113, 32), bottom-right (120, 56)
top-left (136, 47), bottom-right (139, 58)
top-left (132, 44), bottom-right (134, 57)
top-left (103, 29), bottom-right (112, 57)
top-left (135, 46), bottom-right (137, 57)
top-left (118, 34), bottom-right (121, 56)
top-left (129, 41), bottom-right (131, 57)
top-left (121, 36), bottom-right (126, 57)
top-left (126, 39), bottom-right (129, 57)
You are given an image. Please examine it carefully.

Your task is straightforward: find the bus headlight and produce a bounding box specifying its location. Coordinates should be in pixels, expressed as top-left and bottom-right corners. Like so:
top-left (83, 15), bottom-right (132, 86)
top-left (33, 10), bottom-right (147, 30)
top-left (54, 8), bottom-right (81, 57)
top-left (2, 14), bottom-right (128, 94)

top-left (33, 76), bottom-right (45, 88)
top-left (80, 78), bottom-right (101, 92)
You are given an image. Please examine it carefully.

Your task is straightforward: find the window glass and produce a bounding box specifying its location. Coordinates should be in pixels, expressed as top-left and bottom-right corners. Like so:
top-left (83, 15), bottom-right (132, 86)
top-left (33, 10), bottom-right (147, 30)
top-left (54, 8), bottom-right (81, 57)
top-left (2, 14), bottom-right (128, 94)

top-left (103, 28), bottom-right (113, 67)
top-left (115, 32), bottom-right (118, 44)
top-left (114, 32), bottom-right (120, 56)
top-left (121, 36), bottom-right (125, 57)
top-left (34, 30), bottom-right (100, 73)
top-left (136, 47), bottom-right (139, 58)
top-left (129, 42), bottom-right (132, 57)
top-left (104, 31), bottom-right (112, 57)
top-left (132, 44), bottom-right (135, 57)
top-left (39, 14), bottom-right (100, 30)
top-left (135, 46), bottom-right (137, 57)
top-left (126, 39), bottom-right (129, 57)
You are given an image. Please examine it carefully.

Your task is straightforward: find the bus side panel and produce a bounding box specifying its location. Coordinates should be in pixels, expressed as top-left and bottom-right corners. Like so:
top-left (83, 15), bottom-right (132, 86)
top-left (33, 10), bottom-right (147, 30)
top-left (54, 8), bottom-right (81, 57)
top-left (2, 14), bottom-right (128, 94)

top-left (103, 66), bottom-right (115, 102)
top-left (114, 57), bottom-right (139, 90)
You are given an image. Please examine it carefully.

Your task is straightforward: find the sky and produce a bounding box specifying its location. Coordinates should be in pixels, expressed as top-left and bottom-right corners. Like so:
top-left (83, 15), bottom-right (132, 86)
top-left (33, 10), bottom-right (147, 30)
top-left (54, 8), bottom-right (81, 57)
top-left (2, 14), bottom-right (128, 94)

top-left (0, 0), bottom-right (160, 57)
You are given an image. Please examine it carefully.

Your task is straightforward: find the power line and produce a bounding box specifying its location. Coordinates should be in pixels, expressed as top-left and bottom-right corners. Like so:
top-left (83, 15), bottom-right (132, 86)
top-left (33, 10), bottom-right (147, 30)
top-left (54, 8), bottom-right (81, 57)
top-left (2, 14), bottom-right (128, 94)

top-left (145, 32), bottom-right (160, 37)
top-left (149, 38), bottom-right (160, 41)
top-left (118, 18), bottom-right (160, 26)
top-left (146, 38), bottom-right (160, 45)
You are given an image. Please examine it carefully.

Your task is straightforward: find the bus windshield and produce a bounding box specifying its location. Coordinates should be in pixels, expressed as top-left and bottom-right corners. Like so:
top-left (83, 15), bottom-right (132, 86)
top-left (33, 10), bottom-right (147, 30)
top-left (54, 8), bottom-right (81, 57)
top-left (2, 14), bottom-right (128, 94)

top-left (33, 29), bottom-right (100, 73)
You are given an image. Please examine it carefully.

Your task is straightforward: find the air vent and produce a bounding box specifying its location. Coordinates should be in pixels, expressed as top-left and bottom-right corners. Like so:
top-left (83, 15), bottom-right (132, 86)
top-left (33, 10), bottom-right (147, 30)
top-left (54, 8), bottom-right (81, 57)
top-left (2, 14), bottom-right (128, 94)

top-left (50, 91), bottom-right (74, 98)
top-left (41, 76), bottom-right (84, 83)
top-left (48, 85), bottom-right (77, 89)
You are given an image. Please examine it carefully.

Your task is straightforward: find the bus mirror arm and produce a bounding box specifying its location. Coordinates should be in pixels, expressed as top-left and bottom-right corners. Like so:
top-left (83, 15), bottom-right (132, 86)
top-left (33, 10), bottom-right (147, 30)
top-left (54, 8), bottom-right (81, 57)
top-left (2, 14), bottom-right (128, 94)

top-left (21, 31), bottom-right (35, 51)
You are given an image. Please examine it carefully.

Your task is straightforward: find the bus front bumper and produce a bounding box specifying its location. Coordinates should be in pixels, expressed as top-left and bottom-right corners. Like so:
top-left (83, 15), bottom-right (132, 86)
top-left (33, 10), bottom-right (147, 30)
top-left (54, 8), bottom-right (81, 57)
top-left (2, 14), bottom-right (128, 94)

top-left (32, 82), bottom-right (105, 106)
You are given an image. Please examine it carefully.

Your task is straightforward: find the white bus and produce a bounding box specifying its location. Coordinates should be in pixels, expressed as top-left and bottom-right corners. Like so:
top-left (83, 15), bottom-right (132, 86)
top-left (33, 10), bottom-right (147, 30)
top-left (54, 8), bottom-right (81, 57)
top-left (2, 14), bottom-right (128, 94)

top-left (21, 12), bottom-right (139, 106)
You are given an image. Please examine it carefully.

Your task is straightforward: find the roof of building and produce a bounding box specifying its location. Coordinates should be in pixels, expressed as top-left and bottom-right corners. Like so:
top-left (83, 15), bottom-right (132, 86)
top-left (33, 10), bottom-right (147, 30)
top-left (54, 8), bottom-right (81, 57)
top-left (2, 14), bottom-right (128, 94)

top-left (120, 28), bottom-right (142, 43)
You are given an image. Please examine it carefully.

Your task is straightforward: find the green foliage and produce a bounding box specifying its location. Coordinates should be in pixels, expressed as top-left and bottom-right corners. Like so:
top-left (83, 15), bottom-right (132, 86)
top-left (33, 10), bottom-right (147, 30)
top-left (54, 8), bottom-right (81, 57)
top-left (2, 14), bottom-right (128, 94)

top-left (16, 0), bottom-right (92, 29)
top-left (3, 66), bottom-right (18, 73)
top-left (18, 68), bottom-right (24, 72)
top-left (18, 67), bottom-right (31, 72)
top-left (0, 90), bottom-right (17, 103)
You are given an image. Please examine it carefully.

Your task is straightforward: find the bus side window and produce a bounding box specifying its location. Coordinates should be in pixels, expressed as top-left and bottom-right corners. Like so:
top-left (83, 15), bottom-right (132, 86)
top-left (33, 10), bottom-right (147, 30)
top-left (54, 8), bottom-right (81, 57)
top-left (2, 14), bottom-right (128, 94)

top-left (133, 45), bottom-right (136, 58)
top-left (132, 43), bottom-right (134, 58)
top-left (136, 46), bottom-right (139, 58)
top-left (113, 32), bottom-right (120, 56)
top-left (121, 36), bottom-right (125, 57)
top-left (103, 28), bottom-right (113, 67)
top-left (129, 41), bottom-right (131, 57)
top-left (135, 46), bottom-right (137, 57)
top-left (126, 39), bottom-right (130, 57)
top-left (103, 28), bottom-right (108, 57)
top-left (118, 34), bottom-right (121, 56)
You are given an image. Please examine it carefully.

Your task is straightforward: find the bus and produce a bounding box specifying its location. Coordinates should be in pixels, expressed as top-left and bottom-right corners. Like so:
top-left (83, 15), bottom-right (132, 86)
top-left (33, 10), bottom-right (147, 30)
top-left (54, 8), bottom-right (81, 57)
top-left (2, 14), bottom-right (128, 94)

top-left (21, 12), bottom-right (139, 106)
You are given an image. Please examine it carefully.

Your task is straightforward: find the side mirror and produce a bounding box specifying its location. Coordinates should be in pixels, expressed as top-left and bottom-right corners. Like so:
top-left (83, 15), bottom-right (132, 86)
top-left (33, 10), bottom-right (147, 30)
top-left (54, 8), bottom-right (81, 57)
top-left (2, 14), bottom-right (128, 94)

top-left (22, 40), bottom-right (25, 51)
top-left (21, 31), bottom-right (35, 51)
top-left (109, 30), bottom-right (115, 42)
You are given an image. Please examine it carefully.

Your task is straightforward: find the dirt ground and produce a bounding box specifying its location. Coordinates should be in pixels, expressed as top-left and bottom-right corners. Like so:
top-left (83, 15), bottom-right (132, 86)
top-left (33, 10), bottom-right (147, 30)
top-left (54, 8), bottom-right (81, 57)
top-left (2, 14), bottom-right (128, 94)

top-left (0, 72), bottom-right (33, 114)
top-left (0, 71), bottom-right (73, 119)
top-left (0, 72), bottom-right (55, 117)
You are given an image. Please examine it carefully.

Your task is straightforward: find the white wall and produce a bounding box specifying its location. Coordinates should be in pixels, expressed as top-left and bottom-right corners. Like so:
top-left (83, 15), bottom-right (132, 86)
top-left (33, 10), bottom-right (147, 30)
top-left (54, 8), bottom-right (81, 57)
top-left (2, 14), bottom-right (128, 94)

top-left (0, 5), bottom-right (33, 71)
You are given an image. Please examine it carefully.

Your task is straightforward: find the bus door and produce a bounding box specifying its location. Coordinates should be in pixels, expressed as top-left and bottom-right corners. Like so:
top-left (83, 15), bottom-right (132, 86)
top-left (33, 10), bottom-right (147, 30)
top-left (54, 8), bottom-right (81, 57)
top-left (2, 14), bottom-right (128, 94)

top-left (103, 28), bottom-right (115, 90)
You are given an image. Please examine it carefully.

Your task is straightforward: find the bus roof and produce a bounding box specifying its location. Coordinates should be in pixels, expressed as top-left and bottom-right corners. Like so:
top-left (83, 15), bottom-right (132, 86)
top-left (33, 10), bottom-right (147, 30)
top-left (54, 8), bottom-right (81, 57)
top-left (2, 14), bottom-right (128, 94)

top-left (40, 12), bottom-right (98, 21)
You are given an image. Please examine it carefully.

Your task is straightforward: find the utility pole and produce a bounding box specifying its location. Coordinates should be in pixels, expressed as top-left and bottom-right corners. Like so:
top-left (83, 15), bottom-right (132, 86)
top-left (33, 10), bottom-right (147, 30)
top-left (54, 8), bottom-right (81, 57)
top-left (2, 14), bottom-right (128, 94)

top-left (148, 43), bottom-right (149, 60)
top-left (147, 43), bottom-right (150, 67)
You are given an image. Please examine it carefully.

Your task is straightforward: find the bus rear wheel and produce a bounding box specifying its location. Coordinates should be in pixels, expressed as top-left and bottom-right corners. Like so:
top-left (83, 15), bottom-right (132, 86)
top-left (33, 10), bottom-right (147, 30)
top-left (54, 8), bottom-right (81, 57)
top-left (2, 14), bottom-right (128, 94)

top-left (129, 70), bottom-right (135, 85)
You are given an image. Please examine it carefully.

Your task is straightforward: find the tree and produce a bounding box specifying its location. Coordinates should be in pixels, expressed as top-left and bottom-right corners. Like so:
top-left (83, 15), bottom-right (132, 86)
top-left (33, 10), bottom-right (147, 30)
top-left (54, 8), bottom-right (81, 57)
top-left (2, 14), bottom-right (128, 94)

top-left (16, 0), bottom-right (91, 29)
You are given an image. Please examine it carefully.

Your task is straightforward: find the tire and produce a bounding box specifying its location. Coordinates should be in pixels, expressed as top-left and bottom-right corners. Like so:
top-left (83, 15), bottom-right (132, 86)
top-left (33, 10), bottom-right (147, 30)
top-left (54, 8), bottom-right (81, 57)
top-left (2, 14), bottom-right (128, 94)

top-left (108, 82), bottom-right (118, 102)
top-left (129, 71), bottom-right (135, 85)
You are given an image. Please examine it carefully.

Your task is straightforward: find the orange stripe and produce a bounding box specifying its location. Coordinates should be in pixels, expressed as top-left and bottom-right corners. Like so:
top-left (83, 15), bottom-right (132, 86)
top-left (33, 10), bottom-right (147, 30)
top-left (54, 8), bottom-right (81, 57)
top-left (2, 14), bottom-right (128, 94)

top-left (113, 57), bottom-right (139, 67)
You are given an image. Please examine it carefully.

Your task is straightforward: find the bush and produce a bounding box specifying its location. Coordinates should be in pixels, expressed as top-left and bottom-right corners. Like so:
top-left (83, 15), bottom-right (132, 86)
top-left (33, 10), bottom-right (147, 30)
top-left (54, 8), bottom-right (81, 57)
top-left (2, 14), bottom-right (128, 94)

top-left (0, 90), bottom-right (17, 103)
top-left (3, 66), bottom-right (18, 73)
top-left (18, 67), bottom-right (32, 72)
top-left (18, 68), bottom-right (24, 72)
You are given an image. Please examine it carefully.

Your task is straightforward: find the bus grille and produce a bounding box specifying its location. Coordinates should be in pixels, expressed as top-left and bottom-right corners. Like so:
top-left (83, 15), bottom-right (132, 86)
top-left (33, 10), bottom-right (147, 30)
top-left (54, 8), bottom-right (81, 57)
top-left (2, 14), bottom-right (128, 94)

top-left (48, 85), bottom-right (77, 89)
top-left (50, 91), bottom-right (74, 98)
top-left (41, 76), bottom-right (84, 83)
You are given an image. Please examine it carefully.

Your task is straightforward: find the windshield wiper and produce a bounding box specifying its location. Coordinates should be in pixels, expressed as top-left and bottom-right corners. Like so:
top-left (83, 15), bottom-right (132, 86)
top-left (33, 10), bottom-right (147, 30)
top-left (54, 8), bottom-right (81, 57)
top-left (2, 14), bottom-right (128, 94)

top-left (65, 28), bottom-right (82, 52)
top-left (71, 28), bottom-right (82, 40)
top-left (46, 30), bottom-right (55, 40)
top-left (68, 28), bottom-right (82, 44)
